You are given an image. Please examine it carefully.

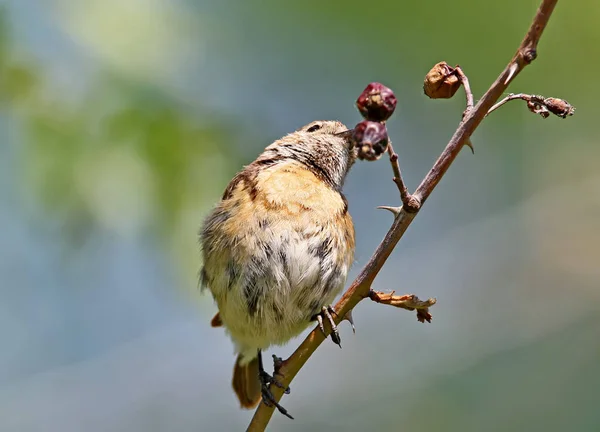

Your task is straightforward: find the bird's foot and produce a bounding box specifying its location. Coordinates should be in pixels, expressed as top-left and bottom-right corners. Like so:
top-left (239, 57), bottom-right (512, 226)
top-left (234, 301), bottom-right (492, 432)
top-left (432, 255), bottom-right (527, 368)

top-left (258, 353), bottom-right (293, 419)
top-left (314, 305), bottom-right (341, 347)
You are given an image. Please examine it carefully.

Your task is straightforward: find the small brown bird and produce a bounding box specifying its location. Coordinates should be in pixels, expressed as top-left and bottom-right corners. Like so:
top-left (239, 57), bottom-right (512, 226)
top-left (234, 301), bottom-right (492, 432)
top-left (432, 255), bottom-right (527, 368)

top-left (200, 120), bottom-right (357, 417)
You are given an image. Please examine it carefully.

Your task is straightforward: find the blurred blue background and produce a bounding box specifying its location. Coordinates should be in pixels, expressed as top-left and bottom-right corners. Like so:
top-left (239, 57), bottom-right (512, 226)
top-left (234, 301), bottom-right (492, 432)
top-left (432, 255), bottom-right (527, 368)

top-left (1, 0), bottom-right (599, 430)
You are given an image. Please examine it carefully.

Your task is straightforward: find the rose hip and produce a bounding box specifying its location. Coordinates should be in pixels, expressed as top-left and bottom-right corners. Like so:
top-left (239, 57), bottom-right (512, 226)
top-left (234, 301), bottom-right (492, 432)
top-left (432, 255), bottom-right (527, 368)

top-left (356, 82), bottom-right (397, 122)
top-left (352, 120), bottom-right (389, 161)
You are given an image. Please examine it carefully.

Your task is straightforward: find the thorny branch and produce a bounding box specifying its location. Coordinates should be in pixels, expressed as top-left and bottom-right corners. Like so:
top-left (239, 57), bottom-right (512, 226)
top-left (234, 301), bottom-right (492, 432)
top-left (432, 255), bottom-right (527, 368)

top-left (248, 0), bottom-right (563, 430)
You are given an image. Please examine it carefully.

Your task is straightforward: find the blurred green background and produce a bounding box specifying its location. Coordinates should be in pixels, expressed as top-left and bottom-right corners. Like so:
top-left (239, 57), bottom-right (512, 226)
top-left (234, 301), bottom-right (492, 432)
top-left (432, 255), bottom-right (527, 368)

top-left (1, 0), bottom-right (599, 430)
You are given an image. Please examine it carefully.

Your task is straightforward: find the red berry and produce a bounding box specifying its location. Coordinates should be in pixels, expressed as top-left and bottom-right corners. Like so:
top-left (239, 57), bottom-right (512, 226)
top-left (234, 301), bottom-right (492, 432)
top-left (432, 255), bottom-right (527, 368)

top-left (356, 82), bottom-right (397, 122)
top-left (352, 121), bottom-right (389, 161)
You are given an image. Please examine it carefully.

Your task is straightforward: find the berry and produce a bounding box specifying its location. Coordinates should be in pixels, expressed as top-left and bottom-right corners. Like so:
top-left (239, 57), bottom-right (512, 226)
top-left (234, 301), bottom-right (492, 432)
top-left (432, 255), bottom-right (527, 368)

top-left (423, 62), bottom-right (460, 99)
top-left (352, 121), bottom-right (389, 161)
top-left (356, 82), bottom-right (397, 122)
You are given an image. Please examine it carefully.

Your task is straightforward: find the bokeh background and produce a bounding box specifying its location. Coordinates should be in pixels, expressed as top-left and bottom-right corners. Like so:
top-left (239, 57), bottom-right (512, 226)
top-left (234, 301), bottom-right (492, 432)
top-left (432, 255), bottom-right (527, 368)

top-left (1, 0), bottom-right (599, 431)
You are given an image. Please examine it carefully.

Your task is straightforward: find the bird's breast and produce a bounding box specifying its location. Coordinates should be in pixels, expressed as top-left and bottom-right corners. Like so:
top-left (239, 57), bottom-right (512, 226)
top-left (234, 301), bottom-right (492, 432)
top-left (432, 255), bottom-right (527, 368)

top-left (201, 162), bottom-right (355, 352)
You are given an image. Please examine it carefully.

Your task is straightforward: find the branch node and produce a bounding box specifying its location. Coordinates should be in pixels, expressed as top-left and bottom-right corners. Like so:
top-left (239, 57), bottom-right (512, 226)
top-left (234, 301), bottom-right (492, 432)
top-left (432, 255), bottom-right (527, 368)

top-left (386, 144), bottom-right (420, 211)
top-left (523, 48), bottom-right (538, 63)
top-left (404, 195), bottom-right (421, 213)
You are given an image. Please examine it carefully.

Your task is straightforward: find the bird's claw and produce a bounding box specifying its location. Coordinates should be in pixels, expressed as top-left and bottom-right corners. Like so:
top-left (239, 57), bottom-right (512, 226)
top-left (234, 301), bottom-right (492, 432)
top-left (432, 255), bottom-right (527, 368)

top-left (259, 369), bottom-right (293, 419)
top-left (315, 305), bottom-right (341, 347)
top-left (258, 352), bottom-right (293, 419)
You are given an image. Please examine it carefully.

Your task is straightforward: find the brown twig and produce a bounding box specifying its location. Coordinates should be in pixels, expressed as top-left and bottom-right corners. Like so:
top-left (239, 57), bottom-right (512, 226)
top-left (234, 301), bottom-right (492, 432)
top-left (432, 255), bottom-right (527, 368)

top-left (248, 1), bottom-right (560, 430)
top-left (368, 290), bottom-right (437, 323)
top-left (487, 93), bottom-right (531, 115)
top-left (455, 66), bottom-right (474, 115)
top-left (387, 144), bottom-right (409, 203)
top-left (486, 93), bottom-right (575, 118)
top-left (378, 143), bottom-right (420, 213)
top-left (454, 66), bottom-right (476, 153)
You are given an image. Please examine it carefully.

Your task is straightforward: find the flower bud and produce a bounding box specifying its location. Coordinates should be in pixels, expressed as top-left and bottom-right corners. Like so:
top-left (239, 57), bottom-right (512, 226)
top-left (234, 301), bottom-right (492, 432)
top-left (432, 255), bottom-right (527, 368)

top-left (527, 100), bottom-right (550, 118)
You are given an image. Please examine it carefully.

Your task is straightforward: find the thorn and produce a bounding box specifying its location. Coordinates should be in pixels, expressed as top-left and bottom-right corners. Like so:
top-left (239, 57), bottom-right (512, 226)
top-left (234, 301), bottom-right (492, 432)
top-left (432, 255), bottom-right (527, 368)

top-left (377, 205), bottom-right (402, 217)
top-left (504, 63), bottom-right (519, 85)
top-left (343, 310), bottom-right (356, 334)
top-left (465, 138), bottom-right (474, 154)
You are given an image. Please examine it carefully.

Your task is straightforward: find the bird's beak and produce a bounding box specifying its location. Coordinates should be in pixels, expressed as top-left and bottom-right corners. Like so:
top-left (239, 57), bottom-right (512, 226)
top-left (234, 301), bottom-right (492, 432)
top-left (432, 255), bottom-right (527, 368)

top-left (335, 129), bottom-right (354, 139)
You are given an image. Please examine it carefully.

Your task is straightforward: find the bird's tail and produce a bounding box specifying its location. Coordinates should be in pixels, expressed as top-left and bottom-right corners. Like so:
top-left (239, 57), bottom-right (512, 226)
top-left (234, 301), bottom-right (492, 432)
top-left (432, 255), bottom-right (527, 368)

top-left (232, 354), bottom-right (261, 408)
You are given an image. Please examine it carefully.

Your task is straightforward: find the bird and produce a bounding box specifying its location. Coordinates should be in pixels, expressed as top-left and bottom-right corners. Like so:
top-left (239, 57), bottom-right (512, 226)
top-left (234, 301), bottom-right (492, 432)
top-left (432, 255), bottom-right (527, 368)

top-left (200, 120), bottom-right (357, 417)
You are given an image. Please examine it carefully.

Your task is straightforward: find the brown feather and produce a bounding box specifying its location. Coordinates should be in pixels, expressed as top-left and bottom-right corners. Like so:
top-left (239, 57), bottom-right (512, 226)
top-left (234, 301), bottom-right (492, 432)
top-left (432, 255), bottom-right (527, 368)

top-left (232, 355), bottom-right (261, 408)
top-left (210, 312), bottom-right (223, 327)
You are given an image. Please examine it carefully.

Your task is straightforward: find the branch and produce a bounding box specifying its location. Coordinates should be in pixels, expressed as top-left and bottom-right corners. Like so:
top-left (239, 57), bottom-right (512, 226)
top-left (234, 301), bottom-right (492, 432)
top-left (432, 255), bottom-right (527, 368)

top-left (378, 143), bottom-right (420, 213)
top-left (455, 66), bottom-right (474, 115)
top-left (486, 93), bottom-right (575, 118)
top-left (368, 290), bottom-right (437, 323)
top-left (248, 1), bottom-right (560, 429)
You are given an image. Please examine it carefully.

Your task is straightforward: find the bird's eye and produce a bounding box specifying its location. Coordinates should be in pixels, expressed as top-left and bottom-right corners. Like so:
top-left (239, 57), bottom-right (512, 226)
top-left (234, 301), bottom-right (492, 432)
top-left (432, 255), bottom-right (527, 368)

top-left (306, 124), bottom-right (321, 133)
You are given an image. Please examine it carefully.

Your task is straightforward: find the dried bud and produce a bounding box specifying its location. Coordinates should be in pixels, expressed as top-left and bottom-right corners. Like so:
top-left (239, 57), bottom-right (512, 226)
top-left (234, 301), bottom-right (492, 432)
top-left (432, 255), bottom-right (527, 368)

top-left (423, 61), bottom-right (461, 99)
top-left (356, 82), bottom-right (397, 122)
top-left (543, 97), bottom-right (575, 118)
top-left (527, 100), bottom-right (550, 118)
top-left (352, 121), bottom-right (389, 161)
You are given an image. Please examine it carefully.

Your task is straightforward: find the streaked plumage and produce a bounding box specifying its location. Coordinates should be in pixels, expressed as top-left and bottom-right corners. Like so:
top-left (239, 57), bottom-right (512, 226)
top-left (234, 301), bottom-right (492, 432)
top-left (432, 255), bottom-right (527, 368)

top-left (200, 120), bottom-right (356, 408)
